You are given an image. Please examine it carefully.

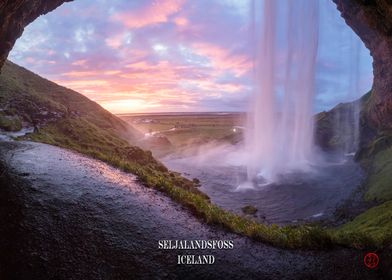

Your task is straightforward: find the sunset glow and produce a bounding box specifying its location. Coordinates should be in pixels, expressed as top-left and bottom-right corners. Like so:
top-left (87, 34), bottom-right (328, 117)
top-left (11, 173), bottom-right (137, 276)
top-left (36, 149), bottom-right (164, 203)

top-left (9, 0), bottom-right (372, 114)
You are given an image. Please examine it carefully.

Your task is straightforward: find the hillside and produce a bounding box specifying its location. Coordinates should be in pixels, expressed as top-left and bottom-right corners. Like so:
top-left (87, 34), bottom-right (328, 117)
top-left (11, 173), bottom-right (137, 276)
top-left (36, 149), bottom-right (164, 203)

top-left (0, 60), bottom-right (140, 140)
top-left (315, 92), bottom-right (375, 151)
top-left (0, 60), bottom-right (207, 198)
top-left (315, 92), bottom-right (392, 246)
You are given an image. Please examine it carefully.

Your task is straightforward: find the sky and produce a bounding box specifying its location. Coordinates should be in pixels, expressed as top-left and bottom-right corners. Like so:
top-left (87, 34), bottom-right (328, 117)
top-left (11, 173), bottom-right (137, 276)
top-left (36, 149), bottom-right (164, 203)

top-left (9, 0), bottom-right (373, 114)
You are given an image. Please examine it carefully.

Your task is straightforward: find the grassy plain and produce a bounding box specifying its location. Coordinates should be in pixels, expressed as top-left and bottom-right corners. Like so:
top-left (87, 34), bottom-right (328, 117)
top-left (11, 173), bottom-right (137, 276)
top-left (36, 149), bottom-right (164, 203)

top-left (121, 112), bottom-right (245, 149)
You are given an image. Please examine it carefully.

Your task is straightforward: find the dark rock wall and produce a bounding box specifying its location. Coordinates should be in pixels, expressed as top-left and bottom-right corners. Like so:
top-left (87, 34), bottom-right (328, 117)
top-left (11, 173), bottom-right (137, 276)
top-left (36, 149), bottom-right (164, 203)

top-left (333, 0), bottom-right (392, 130)
top-left (0, 0), bottom-right (71, 69)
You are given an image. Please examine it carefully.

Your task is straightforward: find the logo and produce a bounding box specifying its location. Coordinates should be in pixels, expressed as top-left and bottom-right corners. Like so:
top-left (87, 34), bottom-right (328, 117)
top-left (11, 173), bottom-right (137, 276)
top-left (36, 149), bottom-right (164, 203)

top-left (364, 252), bottom-right (379, 269)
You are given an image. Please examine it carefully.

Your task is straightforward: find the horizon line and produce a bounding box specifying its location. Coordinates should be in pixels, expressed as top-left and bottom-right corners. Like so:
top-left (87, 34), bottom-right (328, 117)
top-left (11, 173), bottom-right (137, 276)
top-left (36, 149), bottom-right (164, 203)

top-left (115, 111), bottom-right (246, 116)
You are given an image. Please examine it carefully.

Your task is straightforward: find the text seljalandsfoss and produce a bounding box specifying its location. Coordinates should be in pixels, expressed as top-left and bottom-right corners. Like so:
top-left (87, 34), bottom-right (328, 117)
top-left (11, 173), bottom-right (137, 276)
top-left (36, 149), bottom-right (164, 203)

top-left (158, 239), bottom-right (234, 265)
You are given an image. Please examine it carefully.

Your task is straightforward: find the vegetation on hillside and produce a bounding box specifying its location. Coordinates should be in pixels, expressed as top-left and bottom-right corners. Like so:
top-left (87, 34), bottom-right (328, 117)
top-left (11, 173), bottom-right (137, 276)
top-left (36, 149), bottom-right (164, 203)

top-left (364, 146), bottom-right (392, 202)
top-left (320, 90), bottom-right (392, 248)
top-left (332, 201), bottom-right (392, 248)
top-left (0, 60), bottom-right (140, 140)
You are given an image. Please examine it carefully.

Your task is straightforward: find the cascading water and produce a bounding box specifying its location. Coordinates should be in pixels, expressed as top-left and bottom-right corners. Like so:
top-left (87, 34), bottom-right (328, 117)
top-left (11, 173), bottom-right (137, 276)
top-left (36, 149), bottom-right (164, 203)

top-left (246, 0), bottom-right (319, 182)
top-left (333, 34), bottom-right (361, 154)
top-left (348, 37), bottom-right (361, 153)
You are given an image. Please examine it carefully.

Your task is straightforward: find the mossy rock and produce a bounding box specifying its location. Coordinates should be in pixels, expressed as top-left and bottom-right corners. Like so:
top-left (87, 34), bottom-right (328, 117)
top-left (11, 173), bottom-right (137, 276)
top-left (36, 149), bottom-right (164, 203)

top-left (192, 178), bottom-right (201, 185)
top-left (242, 205), bottom-right (258, 215)
top-left (0, 113), bottom-right (22, 131)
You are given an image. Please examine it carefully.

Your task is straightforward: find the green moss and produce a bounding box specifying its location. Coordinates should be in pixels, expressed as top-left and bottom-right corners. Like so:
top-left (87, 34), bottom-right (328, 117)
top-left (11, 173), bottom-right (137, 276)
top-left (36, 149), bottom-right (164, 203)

top-left (357, 132), bottom-right (392, 162)
top-left (364, 147), bottom-right (392, 201)
top-left (332, 201), bottom-right (392, 248)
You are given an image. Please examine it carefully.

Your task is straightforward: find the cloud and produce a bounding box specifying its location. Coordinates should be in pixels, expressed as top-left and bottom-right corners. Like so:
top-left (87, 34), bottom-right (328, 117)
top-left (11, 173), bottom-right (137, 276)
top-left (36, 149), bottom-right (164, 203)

top-left (191, 42), bottom-right (251, 77)
top-left (111, 0), bottom-right (185, 29)
top-left (71, 59), bottom-right (87, 66)
top-left (105, 32), bottom-right (133, 49)
top-left (173, 16), bottom-right (188, 27)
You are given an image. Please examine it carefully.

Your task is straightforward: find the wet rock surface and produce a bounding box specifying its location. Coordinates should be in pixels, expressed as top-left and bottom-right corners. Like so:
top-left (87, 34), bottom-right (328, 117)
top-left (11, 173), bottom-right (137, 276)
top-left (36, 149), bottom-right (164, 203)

top-left (0, 140), bottom-right (389, 279)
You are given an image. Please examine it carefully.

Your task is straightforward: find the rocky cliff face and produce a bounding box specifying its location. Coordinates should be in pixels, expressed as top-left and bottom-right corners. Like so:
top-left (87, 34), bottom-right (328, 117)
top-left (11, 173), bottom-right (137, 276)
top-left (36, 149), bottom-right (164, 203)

top-left (0, 0), bottom-right (71, 68)
top-left (333, 0), bottom-right (392, 130)
top-left (314, 92), bottom-right (377, 151)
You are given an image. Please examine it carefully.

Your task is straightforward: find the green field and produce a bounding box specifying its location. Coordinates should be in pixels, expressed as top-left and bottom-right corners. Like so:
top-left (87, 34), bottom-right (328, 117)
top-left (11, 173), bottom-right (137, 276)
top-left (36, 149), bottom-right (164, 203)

top-left (123, 113), bottom-right (244, 140)
top-left (121, 113), bottom-right (245, 155)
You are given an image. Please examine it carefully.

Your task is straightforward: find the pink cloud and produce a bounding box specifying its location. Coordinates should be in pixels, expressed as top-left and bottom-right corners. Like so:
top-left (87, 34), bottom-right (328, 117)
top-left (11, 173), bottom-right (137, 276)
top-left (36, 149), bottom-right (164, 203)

top-left (112, 0), bottom-right (185, 29)
top-left (61, 70), bottom-right (121, 77)
top-left (191, 42), bottom-right (251, 77)
top-left (173, 16), bottom-right (189, 27)
top-left (187, 79), bottom-right (244, 93)
top-left (105, 32), bottom-right (132, 49)
top-left (105, 34), bottom-right (123, 49)
top-left (71, 59), bottom-right (87, 66)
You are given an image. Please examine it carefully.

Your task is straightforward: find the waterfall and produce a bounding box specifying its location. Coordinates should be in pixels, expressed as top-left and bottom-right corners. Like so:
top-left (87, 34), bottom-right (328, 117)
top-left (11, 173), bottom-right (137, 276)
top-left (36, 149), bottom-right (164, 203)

top-left (332, 27), bottom-right (362, 154)
top-left (246, 0), bottom-right (320, 182)
top-left (349, 37), bottom-right (361, 153)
